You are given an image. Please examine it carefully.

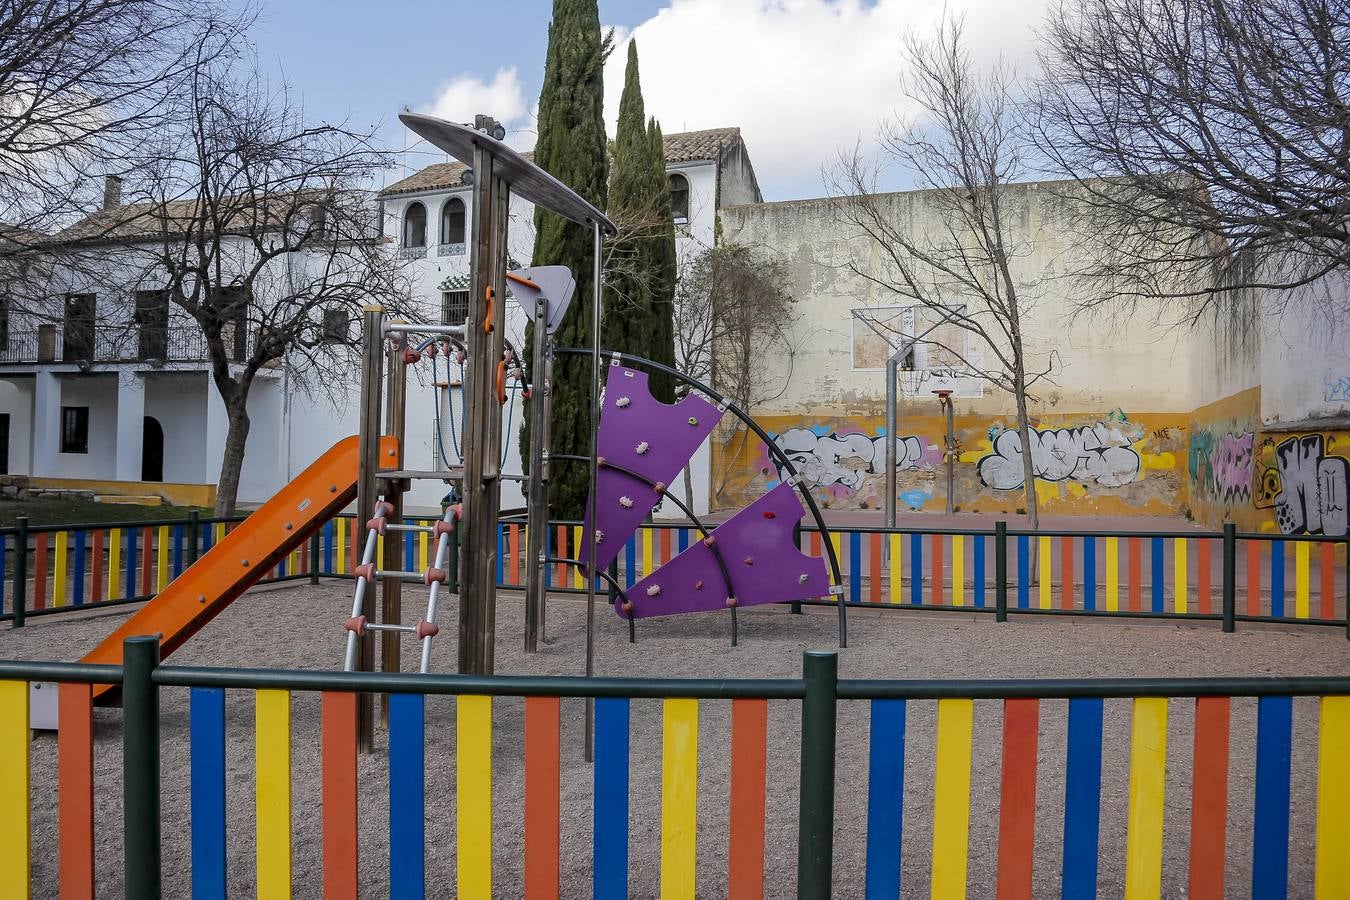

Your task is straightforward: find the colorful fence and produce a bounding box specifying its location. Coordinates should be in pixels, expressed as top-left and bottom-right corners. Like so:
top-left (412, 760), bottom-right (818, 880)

top-left (4, 514), bottom-right (1346, 634)
top-left (1, 643), bottom-right (1349, 898)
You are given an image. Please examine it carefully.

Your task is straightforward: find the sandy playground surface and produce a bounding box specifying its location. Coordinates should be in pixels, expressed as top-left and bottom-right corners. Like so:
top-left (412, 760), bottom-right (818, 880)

top-left (2, 582), bottom-right (1348, 898)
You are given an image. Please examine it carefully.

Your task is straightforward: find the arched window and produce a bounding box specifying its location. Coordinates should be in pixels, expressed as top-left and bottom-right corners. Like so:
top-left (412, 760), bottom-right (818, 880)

top-left (402, 201), bottom-right (427, 248)
top-left (440, 196), bottom-right (466, 247)
top-left (668, 173), bottom-right (690, 222)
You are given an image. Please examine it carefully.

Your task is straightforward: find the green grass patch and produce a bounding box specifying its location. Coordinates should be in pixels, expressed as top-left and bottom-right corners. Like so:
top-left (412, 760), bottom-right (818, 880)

top-left (0, 497), bottom-right (217, 528)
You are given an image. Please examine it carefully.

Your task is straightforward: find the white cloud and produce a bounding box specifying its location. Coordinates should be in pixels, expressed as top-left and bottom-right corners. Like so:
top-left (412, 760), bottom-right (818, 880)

top-left (602, 0), bottom-right (1049, 200)
top-left (422, 67), bottom-right (528, 128)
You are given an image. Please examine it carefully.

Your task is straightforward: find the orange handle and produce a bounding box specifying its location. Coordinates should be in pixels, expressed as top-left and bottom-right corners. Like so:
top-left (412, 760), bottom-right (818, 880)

top-left (496, 359), bottom-right (507, 405)
top-left (483, 286), bottom-right (495, 334)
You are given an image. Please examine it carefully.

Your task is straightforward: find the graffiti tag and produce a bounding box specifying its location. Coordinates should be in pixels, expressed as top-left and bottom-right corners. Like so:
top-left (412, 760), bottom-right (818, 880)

top-left (1271, 435), bottom-right (1348, 536)
top-left (773, 428), bottom-right (933, 492)
top-left (977, 422), bottom-right (1142, 490)
top-left (1325, 375), bottom-right (1350, 404)
top-left (1190, 428), bottom-right (1254, 506)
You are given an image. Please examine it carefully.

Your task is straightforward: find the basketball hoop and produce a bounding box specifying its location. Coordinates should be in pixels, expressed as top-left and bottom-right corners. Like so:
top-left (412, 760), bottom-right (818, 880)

top-left (932, 388), bottom-right (953, 400)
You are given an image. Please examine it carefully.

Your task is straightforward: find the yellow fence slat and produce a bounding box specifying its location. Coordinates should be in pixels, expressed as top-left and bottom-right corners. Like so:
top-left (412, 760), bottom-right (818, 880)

top-left (951, 535), bottom-right (965, 607)
top-left (931, 698), bottom-right (974, 899)
top-left (53, 530), bottom-right (68, 607)
top-left (256, 689), bottom-right (292, 899)
top-left (1174, 539), bottom-right (1188, 614)
top-left (0, 681), bottom-right (29, 898)
top-left (457, 695), bottom-right (493, 899)
top-left (108, 528), bottom-right (123, 601)
top-left (1105, 537), bottom-right (1120, 612)
top-left (1296, 542), bottom-right (1311, 619)
top-left (156, 525), bottom-right (170, 592)
top-left (888, 533), bottom-right (902, 604)
top-left (661, 698), bottom-right (699, 900)
top-left (1316, 696), bottom-right (1350, 898)
top-left (1125, 698), bottom-right (1167, 900)
top-left (1038, 536), bottom-right (1052, 610)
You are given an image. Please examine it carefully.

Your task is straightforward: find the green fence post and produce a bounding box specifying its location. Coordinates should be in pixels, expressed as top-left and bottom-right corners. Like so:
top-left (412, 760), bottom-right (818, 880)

top-left (607, 558), bottom-right (618, 605)
top-left (123, 635), bottom-right (161, 899)
top-left (187, 511), bottom-right (200, 566)
top-left (797, 650), bottom-right (837, 898)
top-left (995, 521), bottom-right (1008, 623)
top-left (12, 516), bottom-right (27, 628)
top-left (310, 530), bottom-right (322, 585)
top-left (1222, 523), bottom-right (1236, 634)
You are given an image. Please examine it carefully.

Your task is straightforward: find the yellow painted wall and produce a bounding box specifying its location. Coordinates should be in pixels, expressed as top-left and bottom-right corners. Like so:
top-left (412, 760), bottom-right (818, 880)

top-left (712, 408), bottom-right (1187, 516)
top-left (1187, 386), bottom-right (1349, 535)
top-left (29, 477), bottom-right (217, 508)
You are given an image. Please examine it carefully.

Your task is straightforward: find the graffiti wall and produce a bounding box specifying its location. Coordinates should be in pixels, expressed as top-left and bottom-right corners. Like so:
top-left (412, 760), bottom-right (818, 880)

top-left (712, 410), bottom-right (1184, 515)
top-left (1187, 387), bottom-right (1349, 536)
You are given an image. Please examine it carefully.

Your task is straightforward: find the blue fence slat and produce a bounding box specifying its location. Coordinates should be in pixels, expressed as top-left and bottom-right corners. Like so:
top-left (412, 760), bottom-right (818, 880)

top-left (849, 531), bottom-right (862, 603)
top-left (678, 528), bottom-right (690, 553)
top-left (202, 522), bottom-right (214, 554)
top-left (1083, 536), bottom-right (1096, 611)
top-left (594, 697), bottom-right (630, 900)
top-left (190, 687), bottom-right (227, 900)
top-left (125, 528), bottom-right (138, 598)
top-left (1252, 695), bottom-right (1292, 900)
top-left (173, 525), bottom-right (184, 578)
top-left (910, 533), bottom-right (922, 606)
top-left (1151, 537), bottom-right (1164, 613)
top-left (1061, 697), bottom-right (1103, 900)
top-left (973, 535), bottom-right (986, 608)
top-left (407, 529), bottom-right (416, 573)
top-left (324, 521), bottom-right (335, 573)
top-left (1270, 540), bottom-right (1286, 619)
top-left (72, 530), bottom-right (86, 606)
top-left (1017, 535), bottom-right (1030, 609)
top-left (625, 535), bottom-right (636, 589)
top-left (389, 692), bottom-right (425, 899)
top-left (864, 699), bottom-right (905, 899)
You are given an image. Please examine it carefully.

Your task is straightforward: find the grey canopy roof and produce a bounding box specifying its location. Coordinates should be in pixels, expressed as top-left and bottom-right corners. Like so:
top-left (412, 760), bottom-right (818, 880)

top-left (399, 113), bottom-right (615, 235)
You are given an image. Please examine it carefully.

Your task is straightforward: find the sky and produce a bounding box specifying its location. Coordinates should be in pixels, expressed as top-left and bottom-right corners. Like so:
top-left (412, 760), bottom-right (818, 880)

top-left (239, 0), bottom-right (1049, 201)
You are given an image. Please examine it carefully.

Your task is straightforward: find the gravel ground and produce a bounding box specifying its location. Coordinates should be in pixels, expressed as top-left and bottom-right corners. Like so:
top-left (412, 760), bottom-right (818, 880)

top-left (3, 582), bottom-right (1348, 899)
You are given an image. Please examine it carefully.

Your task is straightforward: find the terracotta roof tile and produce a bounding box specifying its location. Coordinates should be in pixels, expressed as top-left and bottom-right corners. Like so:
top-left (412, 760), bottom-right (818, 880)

top-left (379, 127), bottom-right (741, 197)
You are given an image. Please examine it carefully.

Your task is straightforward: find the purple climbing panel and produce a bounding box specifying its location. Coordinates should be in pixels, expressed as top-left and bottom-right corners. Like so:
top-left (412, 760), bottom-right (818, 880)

top-left (619, 483), bottom-right (829, 619)
top-left (581, 364), bottom-right (722, 573)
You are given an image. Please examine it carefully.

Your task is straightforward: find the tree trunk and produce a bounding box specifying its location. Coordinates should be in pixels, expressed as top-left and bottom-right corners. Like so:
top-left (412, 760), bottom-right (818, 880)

top-left (1013, 365), bottom-right (1039, 532)
top-left (214, 401), bottom-right (251, 516)
top-left (682, 463), bottom-right (694, 513)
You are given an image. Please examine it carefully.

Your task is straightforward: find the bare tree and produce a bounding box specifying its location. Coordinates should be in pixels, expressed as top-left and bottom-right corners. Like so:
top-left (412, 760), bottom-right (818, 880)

top-left (673, 242), bottom-right (799, 506)
top-left (0, 0), bottom-right (245, 234)
top-left (50, 60), bottom-right (411, 514)
top-left (1035, 0), bottom-right (1350, 319)
top-left (831, 15), bottom-right (1050, 528)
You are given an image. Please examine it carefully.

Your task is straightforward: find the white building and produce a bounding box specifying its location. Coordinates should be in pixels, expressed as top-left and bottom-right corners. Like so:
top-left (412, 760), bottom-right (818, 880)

top-left (0, 127), bottom-right (762, 514)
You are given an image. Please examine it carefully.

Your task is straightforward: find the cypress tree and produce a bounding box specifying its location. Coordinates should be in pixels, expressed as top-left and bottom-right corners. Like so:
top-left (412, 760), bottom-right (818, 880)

top-left (520, 0), bottom-right (608, 519)
top-left (601, 41), bottom-right (652, 359)
top-left (643, 116), bottom-right (678, 403)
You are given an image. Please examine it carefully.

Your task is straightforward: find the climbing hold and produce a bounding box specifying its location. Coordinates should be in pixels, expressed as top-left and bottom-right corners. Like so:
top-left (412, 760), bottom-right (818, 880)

top-left (743, 556), bottom-right (754, 566)
top-left (596, 530), bottom-right (605, 544)
top-left (636, 441), bottom-right (650, 455)
top-left (694, 580), bottom-right (704, 590)
top-left (799, 573), bottom-right (809, 584)
top-left (762, 510), bottom-right (776, 519)
top-left (619, 496), bottom-right (634, 509)
top-left (646, 584), bottom-right (662, 597)
top-left (687, 416), bottom-right (699, 426)
top-left (616, 396), bottom-right (631, 408)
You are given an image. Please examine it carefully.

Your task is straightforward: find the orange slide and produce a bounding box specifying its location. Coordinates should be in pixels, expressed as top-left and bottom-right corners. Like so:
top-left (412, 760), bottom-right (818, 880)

top-left (84, 434), bottom-right (397, 700)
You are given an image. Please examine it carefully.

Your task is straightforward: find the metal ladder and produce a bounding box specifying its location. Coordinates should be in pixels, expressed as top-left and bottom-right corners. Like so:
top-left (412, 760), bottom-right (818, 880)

top-left (341, 498), bottom-right (460, 674)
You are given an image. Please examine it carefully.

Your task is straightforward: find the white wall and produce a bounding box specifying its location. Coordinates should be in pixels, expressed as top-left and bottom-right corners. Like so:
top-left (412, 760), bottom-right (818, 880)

top-left (0, 378), bottom-right (33, 474)
top-left (52, 375), bottom-right (119, 478)
top-left (1259, 271), bottom-right (1350, 426)
top-left (144, 374), bottom-right (208, 483)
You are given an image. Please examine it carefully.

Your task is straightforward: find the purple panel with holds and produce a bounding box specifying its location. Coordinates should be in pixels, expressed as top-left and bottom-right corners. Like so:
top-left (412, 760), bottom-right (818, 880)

top-left (581, 364), bottom-right (721, 573)
top-left (619, 483), bottom-right (829, 619)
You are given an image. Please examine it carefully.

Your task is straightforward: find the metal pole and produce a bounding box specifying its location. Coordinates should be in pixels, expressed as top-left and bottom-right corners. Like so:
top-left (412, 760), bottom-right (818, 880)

top-left (797, 650), bottom-right (837, 898)
top-left (525, 298), bottom-right (550, 653)
top-left (995, 520), bottom-right (1008, 623)
top-left (309, 530), bottom-right (321, 585)
top-left (943, 395), bottom-right (955, 515)
top-left (12, 516), bottom-right (27, 628)
top-left (381, 330), bottom-right (408, 718)
top-left (885, 355), bottom-right (897, 529)
top-left (123, 635), bottom-right (161, 900)
top-left (1222, 523), bottom-right (1236, 634)
top-left (355, 305), bottom-right (385, 752)
top-left (584, 220), bottom-right (603, 763)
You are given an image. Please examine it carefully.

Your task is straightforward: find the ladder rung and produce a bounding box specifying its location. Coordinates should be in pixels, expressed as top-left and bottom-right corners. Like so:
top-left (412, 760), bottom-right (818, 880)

top-left (378, 468), bottom-right (464, 481)
top-left (375, 569), bottom-right (426, 582)
top-left (364, 623), bottom-right (416, 633)
top-left (386, 523), bottom-right (435, 534)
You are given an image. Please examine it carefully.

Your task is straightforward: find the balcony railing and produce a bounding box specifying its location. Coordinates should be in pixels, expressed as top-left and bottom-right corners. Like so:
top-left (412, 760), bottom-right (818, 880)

top-left (0, 324), bottom-right (249, 365)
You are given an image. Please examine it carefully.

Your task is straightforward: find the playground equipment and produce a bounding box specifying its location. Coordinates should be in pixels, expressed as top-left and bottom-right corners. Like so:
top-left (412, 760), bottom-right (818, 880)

top-left (78, 434), bottom-right (398, 699)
